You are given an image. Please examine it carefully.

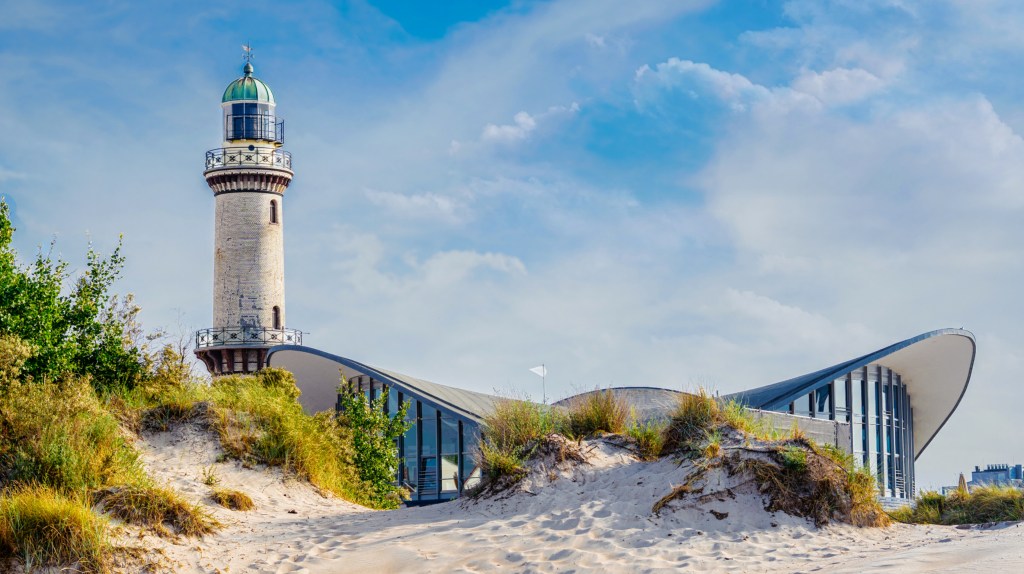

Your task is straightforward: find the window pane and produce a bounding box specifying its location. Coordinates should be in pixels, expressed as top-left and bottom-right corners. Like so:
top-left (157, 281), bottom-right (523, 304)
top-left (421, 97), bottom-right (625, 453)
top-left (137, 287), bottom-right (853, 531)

top-left (462, 454), bottom-right (482, 490)
top-left (441, 417), bottom-right (458, 455)
top-left (421, 413), bottom-right (437, 457)
top-left (387, 387), bottom-right (398, 416)
top-left (815, 384), bottom-right (831, 418)
top-left (794, 392), bottom-right (811, 417)
top-left (419, 457), bottom-right (437, 493)
top-left (441, 454), bottom-right (458, 492)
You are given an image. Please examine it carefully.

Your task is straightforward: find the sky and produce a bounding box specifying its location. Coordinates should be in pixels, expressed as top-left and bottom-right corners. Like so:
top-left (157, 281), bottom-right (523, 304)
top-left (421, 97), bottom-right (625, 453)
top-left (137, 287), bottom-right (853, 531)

top-left (1, 0), bottom-right (1023, 490)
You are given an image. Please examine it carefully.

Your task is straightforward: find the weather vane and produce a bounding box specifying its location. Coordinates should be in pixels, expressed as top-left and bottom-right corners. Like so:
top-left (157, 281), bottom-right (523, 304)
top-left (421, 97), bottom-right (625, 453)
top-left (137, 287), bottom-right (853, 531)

top-left (242, 43), bottom-right (254, 64)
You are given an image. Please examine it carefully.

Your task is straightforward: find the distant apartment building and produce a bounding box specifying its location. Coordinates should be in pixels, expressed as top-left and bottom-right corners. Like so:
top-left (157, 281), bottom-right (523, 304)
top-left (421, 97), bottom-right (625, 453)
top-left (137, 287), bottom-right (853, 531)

top-left (942, 464), bottom-right (1024, 495)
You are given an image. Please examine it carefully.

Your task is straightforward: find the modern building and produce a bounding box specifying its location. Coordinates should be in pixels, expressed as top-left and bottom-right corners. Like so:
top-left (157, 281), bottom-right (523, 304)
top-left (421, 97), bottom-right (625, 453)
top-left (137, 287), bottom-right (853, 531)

top-left (194, 55), bottom-right (301, 376)
top-left (190, 57), bottom-right (977, 505)
top-left (971, 463), bottom-right (1024, 485)
top-left (267, 346), bottom-right (493, 504)
top-left (725, 329), bottom-right (976, 501)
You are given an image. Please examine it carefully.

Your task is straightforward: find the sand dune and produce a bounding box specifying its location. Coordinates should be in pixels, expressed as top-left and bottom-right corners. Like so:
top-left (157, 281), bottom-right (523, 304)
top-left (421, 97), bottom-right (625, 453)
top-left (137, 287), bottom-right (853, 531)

top-left (127, 423), bottom-right (1024, 573)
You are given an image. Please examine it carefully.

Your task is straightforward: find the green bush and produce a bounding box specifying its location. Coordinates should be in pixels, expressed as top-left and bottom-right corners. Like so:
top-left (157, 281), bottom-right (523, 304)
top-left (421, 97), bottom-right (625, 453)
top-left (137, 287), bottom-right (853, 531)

top-left (337, 382), bottom-right (410, 509)
top-left (564, 388), bottom-right (630, 438)
top-left (0, 199), bottom-right (146, 393)
top-left (0, 485), bottom-right (110, 573)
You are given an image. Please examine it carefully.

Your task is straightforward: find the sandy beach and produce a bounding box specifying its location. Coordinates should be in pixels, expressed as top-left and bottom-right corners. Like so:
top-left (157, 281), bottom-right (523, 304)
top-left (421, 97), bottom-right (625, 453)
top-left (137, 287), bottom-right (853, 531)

top-left (122, 423), bottom-right (1024, 573)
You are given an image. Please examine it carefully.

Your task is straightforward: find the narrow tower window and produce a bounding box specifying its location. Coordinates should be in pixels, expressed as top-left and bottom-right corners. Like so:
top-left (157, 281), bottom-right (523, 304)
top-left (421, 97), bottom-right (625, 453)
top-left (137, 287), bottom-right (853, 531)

top-left (273, 306), bottom-right (281, 329)
top-left (270, 200), bottom-right (278, 224)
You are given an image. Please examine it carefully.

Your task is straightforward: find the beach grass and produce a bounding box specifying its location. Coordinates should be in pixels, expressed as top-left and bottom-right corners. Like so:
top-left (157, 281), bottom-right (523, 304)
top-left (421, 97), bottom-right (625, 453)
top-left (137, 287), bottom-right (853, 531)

top-left (0, 485), bottom-right (110, 573)
top-left (625, 419), bottom-right (667, 461)
top-left (99, 484), bottom-right (218, 538)
top-left (891, 485), bottom-right (1024, 524)
top-left (211, 488), bottom-right (255, 511)
top-left (564, 388), bottom-right (630, 438)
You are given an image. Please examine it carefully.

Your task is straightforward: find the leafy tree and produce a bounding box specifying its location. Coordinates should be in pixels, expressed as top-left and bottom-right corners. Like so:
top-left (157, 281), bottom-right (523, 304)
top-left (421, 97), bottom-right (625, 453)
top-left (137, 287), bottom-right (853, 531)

top-left (0, 199), bottom-right (145, 391)
top-left (336, 378), bottom-right (410, 509)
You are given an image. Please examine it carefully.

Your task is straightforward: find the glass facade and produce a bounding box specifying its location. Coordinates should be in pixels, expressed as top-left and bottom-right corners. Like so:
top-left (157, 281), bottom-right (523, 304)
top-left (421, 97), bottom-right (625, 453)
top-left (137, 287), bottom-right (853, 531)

top-left (345, 375), bottom-right (483, 504)
top-left (780, 365), bottom-right (914, 499)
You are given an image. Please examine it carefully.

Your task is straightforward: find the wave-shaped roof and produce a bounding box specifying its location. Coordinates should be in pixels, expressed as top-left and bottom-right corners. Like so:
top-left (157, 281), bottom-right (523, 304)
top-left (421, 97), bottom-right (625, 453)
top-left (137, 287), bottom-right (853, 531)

top-left (724, 328), bottom-right (976, 459)
top-left (266, 346), bottom-right (500, 424)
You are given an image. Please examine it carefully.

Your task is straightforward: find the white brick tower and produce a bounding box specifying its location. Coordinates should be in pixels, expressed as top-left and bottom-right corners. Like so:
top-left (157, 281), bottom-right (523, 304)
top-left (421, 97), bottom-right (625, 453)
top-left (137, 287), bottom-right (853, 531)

top-left (195, 55), bottom-right (301, 375)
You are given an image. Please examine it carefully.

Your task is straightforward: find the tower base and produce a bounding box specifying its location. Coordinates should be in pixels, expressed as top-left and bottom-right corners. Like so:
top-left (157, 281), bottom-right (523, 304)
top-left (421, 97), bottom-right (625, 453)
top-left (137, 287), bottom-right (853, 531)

top-left (195, 346), bottom-right (270, 376)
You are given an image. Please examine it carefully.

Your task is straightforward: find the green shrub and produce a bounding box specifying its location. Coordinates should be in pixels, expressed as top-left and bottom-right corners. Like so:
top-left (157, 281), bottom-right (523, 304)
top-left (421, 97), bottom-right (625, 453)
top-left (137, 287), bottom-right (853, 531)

top-left (337, 382), bottom-right (410, 509)
top-left (0, 199), bottom-right (146, 394)
top-left (99, 484), bottom-right (218, 538)
top-left (211, 488), bottom-right (255, 511)
top-left (0, 486), bottom-right (110, 573)
top-left (564, 388), bottom-right (630, 437)
top-left (626, 419), bottom-right (667, 461)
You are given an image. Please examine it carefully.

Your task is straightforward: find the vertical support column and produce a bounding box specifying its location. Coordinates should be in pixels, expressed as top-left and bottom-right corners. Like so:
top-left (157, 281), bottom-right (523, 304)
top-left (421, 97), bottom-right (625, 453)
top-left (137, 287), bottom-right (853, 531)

top-left (858, 367), bottom-right (866, 467)
top-left (415, 400), bottom-right (422, 503)
top-left (457, 420), bottom-right (464, 496)
top-left (395, 391), bottom-right (404, 488)
top-left (435, 413), bottom-right (442, 499)
top-left (887, 369), bottom-right (897, 498)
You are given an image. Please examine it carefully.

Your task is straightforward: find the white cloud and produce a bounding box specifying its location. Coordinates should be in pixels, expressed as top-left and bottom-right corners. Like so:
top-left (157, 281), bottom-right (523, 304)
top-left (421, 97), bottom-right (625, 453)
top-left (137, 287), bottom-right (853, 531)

top-left (790, 67), bottom-right (887, 105)
top-left (635, 58), bottom-right (774, 111)
top-left (481, 111), bottom-right (537, 142)
top-left (363, 189), bottom-right (466, 222)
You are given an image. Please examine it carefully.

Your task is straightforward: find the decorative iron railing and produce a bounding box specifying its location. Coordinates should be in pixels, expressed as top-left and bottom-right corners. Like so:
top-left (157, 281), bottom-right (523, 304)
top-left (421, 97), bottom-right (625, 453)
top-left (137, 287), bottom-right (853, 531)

top-left (195, 327), bottom-right (302, 348)
top-left (225, 113), bottom-right (285, 143)
top-left (205, 147), bottom-right (292, 171)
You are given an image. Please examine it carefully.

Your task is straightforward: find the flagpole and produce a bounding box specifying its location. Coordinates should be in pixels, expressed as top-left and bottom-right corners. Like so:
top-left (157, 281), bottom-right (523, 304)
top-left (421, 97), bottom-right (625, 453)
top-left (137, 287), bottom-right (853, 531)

top-left (542, 363), bottom-right (546, 405)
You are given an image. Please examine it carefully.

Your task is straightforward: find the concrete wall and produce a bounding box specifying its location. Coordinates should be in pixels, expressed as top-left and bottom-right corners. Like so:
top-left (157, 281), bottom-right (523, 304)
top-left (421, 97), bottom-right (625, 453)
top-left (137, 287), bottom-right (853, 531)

top-left (751, 409), bottom-right (854, 453)
top-left (213, 191), bottom-right (285, 330)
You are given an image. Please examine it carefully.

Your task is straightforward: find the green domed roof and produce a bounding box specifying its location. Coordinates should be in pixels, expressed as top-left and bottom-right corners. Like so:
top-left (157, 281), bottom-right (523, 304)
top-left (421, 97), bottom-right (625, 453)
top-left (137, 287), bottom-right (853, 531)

top-left (222, 62), bottom-right (275, 103)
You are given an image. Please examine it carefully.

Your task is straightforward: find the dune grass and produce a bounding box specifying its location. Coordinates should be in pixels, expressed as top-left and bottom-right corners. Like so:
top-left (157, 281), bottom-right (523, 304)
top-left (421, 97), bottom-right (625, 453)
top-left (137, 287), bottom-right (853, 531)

top-left (211, 488), bottom-right (255, 511)
top-left (0, 378), bottom-right (148, 493)
top-left (564, 388), bottom-right (630, 438)
top-left (625, 419), bottom-right (667, 461)
top-left (204, 369), bottom-right (369, 505)
top-left (99, 484), bottom-right (218, 538)
top-left (477, 399), bottom-right (566, 484)
top-left (663, 389), bottom-right (888, 527)
top-left (0, 485), bottom-right (110, 573)
top-left (891, 485), bottom-right (1024, 525)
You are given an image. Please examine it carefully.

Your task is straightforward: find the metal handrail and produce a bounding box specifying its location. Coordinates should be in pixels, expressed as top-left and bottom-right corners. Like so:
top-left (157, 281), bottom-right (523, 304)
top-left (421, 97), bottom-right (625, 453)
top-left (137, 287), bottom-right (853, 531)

top-left (225, 113), bottom-right (284, 143)
top-left (195, 327), bottom-right (302, 348)
top-left (205, 147), bottom-right (292, 171)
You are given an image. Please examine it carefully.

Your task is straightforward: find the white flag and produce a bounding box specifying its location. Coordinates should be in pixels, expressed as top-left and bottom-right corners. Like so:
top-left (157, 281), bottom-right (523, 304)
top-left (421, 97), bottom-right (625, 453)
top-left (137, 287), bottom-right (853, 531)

top-left (529, 365), bottom-right (547, 377)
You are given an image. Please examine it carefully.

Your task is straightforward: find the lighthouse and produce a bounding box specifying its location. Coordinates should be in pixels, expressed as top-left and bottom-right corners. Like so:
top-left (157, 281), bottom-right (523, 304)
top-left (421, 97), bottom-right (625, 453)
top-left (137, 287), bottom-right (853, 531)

top-left (195, 54), bottom-right (301, 376)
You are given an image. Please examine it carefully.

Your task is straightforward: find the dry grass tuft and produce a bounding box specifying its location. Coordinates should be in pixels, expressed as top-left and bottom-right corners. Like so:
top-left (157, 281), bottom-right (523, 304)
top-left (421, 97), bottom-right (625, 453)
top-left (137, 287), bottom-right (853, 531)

top-left (564, 388), bottom-right (630, 438)
top-left (211, 488), bottom-right (255, 511)
top-left (98, 485), bottom-right (219, 538)
top-left (733, 441), bottom-right (889, 528)
top-left (0, 485), bottom-right (110, 573)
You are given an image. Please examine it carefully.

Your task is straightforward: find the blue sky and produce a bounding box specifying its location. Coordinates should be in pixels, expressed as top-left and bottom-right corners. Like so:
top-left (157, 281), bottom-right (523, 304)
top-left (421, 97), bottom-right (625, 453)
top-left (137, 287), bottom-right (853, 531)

top-left (3, 0), bottom-right (1024, 489)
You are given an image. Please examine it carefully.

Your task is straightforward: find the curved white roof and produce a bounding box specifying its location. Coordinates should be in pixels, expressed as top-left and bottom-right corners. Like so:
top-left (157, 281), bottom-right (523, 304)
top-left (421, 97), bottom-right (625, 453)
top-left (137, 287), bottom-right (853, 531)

top-left (725, 329), bottom-right (976, 459)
